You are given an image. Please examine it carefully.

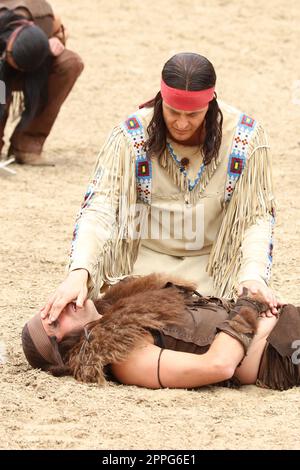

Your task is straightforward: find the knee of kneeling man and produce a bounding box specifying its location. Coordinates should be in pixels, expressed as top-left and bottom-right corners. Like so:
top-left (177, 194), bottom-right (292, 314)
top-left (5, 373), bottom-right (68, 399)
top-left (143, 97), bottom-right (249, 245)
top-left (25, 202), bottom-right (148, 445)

top-left (56, 51), bottom-right (84, 76)
top-left (69, 53), bottom-right (84, 76)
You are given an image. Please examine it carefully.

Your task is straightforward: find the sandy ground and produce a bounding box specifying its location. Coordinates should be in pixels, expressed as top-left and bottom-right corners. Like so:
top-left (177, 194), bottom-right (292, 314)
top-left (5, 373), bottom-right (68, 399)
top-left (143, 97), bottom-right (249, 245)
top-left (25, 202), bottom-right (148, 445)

top-left (0, 0), bottom-right (300, 450)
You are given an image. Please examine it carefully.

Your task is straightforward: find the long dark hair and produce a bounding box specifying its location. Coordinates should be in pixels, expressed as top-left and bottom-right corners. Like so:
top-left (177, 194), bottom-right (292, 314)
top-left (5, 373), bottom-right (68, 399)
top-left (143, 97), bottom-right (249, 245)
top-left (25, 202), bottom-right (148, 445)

top-left (0, 11), bottom-right (51, 128)
top-left (145, 52), bottom-right (223, 165)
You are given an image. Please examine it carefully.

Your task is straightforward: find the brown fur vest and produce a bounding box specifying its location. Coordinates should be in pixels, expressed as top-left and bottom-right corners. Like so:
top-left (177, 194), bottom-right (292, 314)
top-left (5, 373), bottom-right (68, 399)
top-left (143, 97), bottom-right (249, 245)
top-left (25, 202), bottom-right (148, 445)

top-left (66, 275), bottom-right (267, 386)
top-left (67, 274), bottom-right (197, 384)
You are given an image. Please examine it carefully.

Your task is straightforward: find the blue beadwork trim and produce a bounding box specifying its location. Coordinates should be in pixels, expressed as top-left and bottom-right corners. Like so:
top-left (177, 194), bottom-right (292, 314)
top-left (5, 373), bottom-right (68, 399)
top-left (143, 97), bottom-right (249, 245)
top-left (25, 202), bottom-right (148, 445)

top-left (69, 166), bottom-right (105, 265)
top-left (167, 143), bottom-right (205, 192)
top-left (121, 114), bottom-right (152, 205)
top-left (225, 113), bottom-right (257, 202)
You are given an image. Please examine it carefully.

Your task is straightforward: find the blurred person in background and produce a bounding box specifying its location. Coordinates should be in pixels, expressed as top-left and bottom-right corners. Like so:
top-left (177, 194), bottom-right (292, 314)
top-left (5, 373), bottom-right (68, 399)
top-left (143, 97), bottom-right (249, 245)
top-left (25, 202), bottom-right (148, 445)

top-left (0, 0), bottom-right (84, 165)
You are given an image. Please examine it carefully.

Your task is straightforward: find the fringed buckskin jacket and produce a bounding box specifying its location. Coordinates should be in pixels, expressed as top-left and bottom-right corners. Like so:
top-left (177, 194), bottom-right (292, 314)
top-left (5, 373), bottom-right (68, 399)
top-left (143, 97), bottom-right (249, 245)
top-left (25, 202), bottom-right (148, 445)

top-left (66, 274), bottom-right (300, 391)
top-left (68, 101), bottom-right (276, 300)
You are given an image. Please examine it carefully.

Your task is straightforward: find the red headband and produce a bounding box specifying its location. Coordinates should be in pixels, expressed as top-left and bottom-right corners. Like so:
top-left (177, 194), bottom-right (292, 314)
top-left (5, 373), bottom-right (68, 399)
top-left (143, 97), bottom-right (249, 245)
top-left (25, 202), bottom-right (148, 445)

top-left (161, 79), bottom-right (215, 111)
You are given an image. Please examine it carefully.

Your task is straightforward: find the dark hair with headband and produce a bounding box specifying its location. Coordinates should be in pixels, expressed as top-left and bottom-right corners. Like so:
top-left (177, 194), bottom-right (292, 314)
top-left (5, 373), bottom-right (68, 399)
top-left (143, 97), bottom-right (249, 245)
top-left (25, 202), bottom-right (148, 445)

top-left (144, 52), bottom-right (223, 165)
top-left (21, 305), bottom-right (105, 378)
top-left (0, 11), bottom-right (51, 128)
top-left (21, 322), bottom-right (74, 377)
top-left (21, 318), bottom-right (115, 385)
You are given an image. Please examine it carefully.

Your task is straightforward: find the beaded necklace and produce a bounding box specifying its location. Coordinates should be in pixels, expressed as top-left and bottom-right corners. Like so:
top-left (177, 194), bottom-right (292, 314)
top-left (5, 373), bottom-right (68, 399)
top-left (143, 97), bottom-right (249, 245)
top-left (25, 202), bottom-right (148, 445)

top-left (166, 142), bottom-right (205, 191)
